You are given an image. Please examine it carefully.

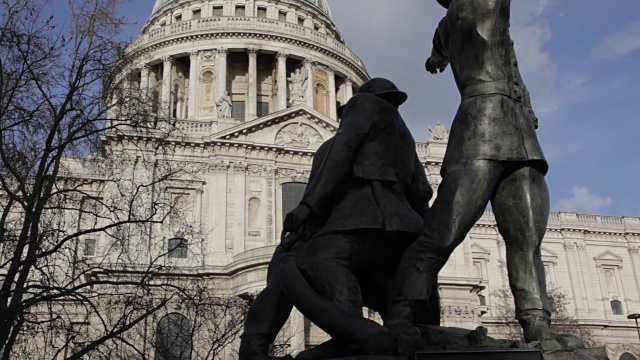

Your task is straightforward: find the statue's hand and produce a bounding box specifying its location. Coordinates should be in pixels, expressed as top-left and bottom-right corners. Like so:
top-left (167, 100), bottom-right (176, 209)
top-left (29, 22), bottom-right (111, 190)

top-left (425, 58), bottom-right (446, 74)
top-left (281, 229), bottom-right (309, 250)
top-left (425, 58), bottom-right (439, 74)
top-left (283, 203), bottom-right (312, 234)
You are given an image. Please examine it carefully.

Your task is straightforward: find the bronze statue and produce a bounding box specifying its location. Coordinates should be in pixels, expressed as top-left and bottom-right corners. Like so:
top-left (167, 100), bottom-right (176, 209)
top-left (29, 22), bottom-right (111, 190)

top-left (280, 78), bottom-right (437, 358)
top-left (385, 0), bottom-right (584, 350)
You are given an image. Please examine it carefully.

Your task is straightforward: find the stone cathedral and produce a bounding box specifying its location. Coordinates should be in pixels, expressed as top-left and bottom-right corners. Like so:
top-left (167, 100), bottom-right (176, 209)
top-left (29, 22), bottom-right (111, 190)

top-left (105, 0), bottom-right (640, 359)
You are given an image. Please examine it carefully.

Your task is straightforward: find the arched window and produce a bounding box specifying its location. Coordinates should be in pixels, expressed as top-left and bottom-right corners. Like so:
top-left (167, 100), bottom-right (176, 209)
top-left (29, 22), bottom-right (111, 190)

top-left (620, 353), bottom-right (638, 360)
top-left (610, 299), bottom-right (623, 315)
top-left (282, 183), bottom-right (306, 219)
top-left (156, 313), bottom-right (192, 360)
top-left (248, 197), bottom-right (261, 228)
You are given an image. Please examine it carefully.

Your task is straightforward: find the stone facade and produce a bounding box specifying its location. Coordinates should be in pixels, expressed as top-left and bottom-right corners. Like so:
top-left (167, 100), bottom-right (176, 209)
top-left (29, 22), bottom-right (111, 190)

top-left (94, 1), bottom-right (640, 359)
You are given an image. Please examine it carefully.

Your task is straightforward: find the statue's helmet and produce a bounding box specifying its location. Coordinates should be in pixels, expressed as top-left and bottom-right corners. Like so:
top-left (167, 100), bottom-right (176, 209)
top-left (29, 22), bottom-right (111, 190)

top-left (358, 77), bottom-right (408, 106)
top-left (437, 0), bottom-right (451, 9)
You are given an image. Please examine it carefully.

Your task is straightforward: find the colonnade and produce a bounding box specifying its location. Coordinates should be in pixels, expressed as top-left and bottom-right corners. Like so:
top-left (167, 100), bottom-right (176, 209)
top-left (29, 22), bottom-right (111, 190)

top-left (131, 47), bottom-right (357, 121)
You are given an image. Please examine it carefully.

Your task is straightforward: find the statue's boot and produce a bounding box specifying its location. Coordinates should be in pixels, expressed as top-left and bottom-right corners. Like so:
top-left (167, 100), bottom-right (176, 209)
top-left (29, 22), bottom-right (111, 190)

top-left (278, 254), bottom-right (398, 356)
top-left (239, 335), bottom-right (294, 360)
top-left (518, 309), bottom-right (586, 350)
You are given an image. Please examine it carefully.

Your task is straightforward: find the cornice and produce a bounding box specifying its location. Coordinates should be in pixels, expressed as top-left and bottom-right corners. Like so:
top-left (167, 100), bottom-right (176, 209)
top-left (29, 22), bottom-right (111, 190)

top-left (128, 30), bottom-right (369, 81)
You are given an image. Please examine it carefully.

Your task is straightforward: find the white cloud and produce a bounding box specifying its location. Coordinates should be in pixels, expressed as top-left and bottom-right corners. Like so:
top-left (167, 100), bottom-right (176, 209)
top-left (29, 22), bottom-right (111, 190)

top-left (592, 20), bottom-right (640, 60)
top-left (556, 186), bottom-right (612, 213)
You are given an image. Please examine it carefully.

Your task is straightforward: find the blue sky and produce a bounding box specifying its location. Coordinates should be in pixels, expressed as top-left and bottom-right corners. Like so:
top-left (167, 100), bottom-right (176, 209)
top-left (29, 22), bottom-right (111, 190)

top-left (112, 1), bottom-right (640, 216)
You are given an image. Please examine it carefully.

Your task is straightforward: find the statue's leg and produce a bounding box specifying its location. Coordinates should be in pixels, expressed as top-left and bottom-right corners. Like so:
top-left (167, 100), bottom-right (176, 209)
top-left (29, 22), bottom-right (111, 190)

top-left (289, 232), bottom-right (399, 356)
top-left (492, 164), bottom-right (550, 318)
top-left (385, 160), bottom-right (504, 330)
top-left (490, 163), bottom-right (585, 348)
top-left (240, 246), bottom-right (294, 360)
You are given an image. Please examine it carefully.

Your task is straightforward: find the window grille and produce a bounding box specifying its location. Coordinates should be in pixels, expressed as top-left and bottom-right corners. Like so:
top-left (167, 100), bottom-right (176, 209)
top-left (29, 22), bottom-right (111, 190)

top-left (232, 101), bottom-right (246, 121)
top-left (168, 238), bottom-right (188, 259)
top-left (257, 102), bottom-right (269, 117)
top-left (282, 183), bottom-right (306, 219)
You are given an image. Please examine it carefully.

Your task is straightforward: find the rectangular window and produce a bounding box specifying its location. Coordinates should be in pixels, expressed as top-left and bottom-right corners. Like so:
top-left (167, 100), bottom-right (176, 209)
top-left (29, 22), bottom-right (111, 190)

top-left (611, 300), bottom-right (623, 315)
top-left (174, 14), bottom-right (182, 22)
top-left (232, 101), bottom-right (246, 121)
top-left (235, 5), bottom-right (245, 16)
top-left (282, 183), bottom-right (307, 219)
top-left (192, 9), bottom-right (201, 19)
top-left (83, 239), bottom-right (96, 257)
top-left (278, 11), bottom-right (287, 22)
top-left (257, 7), bottom-right (267, 18)
top-left (168, 238), bottom-right (188, 259)
top-left (213, 6), bottom-right (223, 16)
top-left (257, 102), bottom-right (269, 117)
top-left (298, 17), bottom-right (305, 26)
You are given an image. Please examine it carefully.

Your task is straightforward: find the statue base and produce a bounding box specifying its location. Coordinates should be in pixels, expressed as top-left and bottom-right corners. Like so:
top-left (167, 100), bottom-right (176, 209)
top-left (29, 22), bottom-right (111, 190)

top-left (328, 347), bottom-right (608, 360)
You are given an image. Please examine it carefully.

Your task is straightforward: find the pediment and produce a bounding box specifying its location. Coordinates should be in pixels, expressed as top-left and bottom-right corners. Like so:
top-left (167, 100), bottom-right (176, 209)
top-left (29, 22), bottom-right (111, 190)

top-left (213, 105), bottom-right (338, 150)
top-left (594, 250), bottom-right (624, 266)
top-left (471, 243), bottom-right (491, 259)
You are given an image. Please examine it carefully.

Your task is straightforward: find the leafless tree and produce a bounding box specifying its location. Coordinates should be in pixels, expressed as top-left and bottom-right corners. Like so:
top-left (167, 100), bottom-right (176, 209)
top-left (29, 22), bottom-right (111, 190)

top-left (0, 1), bottom-right (246, 359)
top-left (488, 261), bottom-right (596, 346)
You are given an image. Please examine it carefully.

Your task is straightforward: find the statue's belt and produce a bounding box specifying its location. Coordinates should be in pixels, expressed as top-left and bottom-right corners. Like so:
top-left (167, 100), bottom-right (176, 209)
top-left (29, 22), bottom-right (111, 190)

top-left (462, 81), bottom-right (523, 102)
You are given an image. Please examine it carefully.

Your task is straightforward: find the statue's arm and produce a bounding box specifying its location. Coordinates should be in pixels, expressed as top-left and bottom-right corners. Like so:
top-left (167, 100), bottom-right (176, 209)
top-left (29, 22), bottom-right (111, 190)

top-left (299, 94), bottom-right (371, 217)
top-left (427, 17), bottom-right (450, 72)
top-left (511, 47), bottom-right (539, 128)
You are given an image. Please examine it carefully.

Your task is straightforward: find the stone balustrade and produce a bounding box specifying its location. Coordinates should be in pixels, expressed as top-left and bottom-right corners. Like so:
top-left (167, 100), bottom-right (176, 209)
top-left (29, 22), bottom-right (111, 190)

top-left (127, 17), bottom-right (365, 69)
top-left (478, 200), bottom-right (640, 234)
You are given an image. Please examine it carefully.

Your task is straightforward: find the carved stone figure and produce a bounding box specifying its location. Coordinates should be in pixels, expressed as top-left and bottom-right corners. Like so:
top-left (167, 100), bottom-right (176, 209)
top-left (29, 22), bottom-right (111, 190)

top-left (429, 121), bottom-right (449, 141)
top-left (385, 0), bottom-right (585, 352)
top-left (288, 68), bottom-right (308, 105)
top-left (216, 90), bottom-right (232, 118)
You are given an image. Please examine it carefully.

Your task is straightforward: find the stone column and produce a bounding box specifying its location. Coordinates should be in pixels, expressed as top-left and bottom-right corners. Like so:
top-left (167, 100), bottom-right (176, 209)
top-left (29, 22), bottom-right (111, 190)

top-left (327, 66), bottom-right (337, 119)
top-left (140, 65), bottom-right (150, 97)
top-left (217, 48), bottom-right (228, 103)
top-left (188, 50), bottom-right (199, 119)
top-left (247, 47), bottom-right (258, 120)
top-left (161, 56), bottom-right (173, 118)
top-left (304, 58), bottom-right (314, 108)
top-left (345, 77), bottom-right (354, 102)
top-left (277, 52), bottom-right (288, 111)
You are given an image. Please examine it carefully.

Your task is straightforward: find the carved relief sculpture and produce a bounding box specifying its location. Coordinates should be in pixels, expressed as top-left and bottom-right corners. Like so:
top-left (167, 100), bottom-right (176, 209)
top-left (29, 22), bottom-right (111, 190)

top-left (275, 123), bottom-right (323, 149)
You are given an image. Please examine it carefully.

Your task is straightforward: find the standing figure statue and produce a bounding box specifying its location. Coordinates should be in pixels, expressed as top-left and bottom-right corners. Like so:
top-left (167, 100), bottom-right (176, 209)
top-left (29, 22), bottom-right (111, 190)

top-left (216, 90), bottom-right (232, 118)
top-left (288, 68), bottom-right (308, 105)
top-left (385, 0), bottom-right (584, 350)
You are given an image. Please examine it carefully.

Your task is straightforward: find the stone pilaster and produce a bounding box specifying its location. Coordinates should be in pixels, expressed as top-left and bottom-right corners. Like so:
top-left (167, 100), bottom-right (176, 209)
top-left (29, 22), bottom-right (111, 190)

top-left (188, 50), bottom-right (199, 118)
top-left (628, 245), bottom-right (640, 308)
top-left (277, 52), bottom-right (288, 111)
top-left (304, 58), bottom-right (314, 109)
top-left (217, 48), bottom-right (228, 103)
top-left (247, 47), bottom-right (258, 120)
top-left (161, 55), bottom-right (174, 118)
top-left (327, 66), bottom-right (337, 119)
top-left (563, 240), bottom-right (584, 311)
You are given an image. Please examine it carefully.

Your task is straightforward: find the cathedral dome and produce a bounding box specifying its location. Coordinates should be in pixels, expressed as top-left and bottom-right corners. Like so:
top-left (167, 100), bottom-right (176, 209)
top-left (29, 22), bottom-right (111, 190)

top-left (124, 0), bottom-right (368, 129)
